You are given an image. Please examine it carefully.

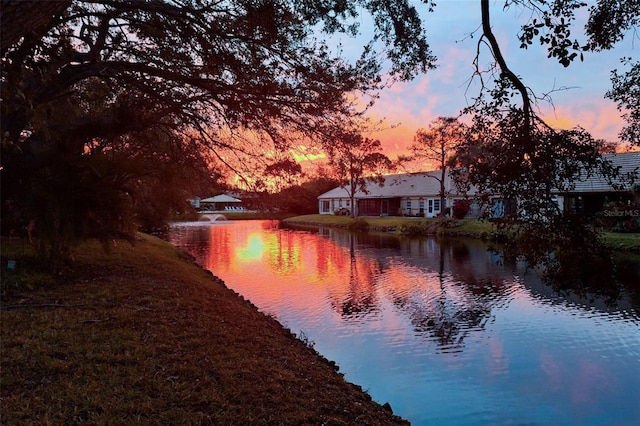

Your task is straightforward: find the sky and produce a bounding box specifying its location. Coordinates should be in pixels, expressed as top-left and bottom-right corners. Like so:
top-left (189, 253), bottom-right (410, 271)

top-left (332, 0), bottom-right (637, 166)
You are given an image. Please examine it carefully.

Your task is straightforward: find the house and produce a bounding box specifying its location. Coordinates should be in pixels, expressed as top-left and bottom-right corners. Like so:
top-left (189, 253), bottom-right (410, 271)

top-left (555, 151), bottom-right (639, 216)
top-left (318, 152), bottom-right (639, 219)
top-left (199, 194), bottom-right (244, 212)
top-left (317, 171), bottom-right (478, 218)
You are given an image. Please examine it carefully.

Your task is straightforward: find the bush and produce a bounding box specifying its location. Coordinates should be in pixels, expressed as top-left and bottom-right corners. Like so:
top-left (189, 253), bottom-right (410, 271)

top-left (398, 221), bottom-right (428, 235)
top-left (452, 199), bottom-right (472, 219)
top-left (348, 218), bottom-right (369, 232)
top-left (435, 217), bottom-right (460, 228)
top-left (611, 218), bottom-right (640, 233)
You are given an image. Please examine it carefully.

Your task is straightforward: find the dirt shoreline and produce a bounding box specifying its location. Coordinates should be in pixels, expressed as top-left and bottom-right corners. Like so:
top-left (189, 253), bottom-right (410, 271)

top-left (1, 235), bottom-right (409, 425)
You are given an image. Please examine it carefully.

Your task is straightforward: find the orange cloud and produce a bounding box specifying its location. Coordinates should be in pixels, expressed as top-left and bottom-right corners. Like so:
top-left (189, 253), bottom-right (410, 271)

top-left (541, 97), bottom-right (624, 142)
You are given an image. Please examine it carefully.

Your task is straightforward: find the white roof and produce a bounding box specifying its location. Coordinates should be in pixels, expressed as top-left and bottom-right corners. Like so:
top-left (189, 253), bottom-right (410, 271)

top-left (565, 152), bottom-right (639, 193)
top-left (318, 152), bottom-right (639, 200)
top-left (318, 171), bottom-right (465, 200)
top-left (201, 194), bottom-right (242, 203)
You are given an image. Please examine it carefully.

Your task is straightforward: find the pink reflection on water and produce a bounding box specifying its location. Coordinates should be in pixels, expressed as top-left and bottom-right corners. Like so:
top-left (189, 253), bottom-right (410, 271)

top-left (572, 360), bottom-right (611, 405)
top-left (168, 220), bottom-right (640, 425)
top-left (187, 222), bottom-right (514, 352)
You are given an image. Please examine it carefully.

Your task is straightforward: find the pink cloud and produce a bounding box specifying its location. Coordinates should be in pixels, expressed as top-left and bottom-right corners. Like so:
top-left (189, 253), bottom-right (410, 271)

top-left (541, 98), bottom-right (624, 142)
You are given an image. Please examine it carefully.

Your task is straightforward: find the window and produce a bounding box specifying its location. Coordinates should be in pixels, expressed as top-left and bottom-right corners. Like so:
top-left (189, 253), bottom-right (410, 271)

top-left (433, 199), bottom-right (441, 212)
top-left (339, 199), bottom-right (343, 207)
top-left (322, 200), bottom-right (330, 212)
top-left (406, 199), bottom-right (412, 209)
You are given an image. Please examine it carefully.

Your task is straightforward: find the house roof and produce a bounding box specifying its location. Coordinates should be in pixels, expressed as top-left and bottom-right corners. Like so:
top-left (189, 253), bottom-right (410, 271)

top-left (563, 152), bottom-right (639, 193)
top-left (318, 171), bottom-right (463, 200)
top-left (201, 194), bottom-right (242, 203)
top-left (318, 152), bottom-right (639, 200)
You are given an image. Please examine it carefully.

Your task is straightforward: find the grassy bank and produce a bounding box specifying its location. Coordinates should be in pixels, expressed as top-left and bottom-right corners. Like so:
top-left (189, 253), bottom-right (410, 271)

top-left (0, 235), bottom-right (407, 425)
top-left (284, 214), bottom-right (496, 237)
top-left (283, 214), bottom-right (640, 252)
top-left (602, 232), bottom-right (640, 252)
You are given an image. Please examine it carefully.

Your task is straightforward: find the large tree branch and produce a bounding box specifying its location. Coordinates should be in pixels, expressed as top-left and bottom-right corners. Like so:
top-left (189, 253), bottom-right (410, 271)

top-left (0, 0), bottom-right (71, 54)
top-left (480, 0), bottom-right (531, 137)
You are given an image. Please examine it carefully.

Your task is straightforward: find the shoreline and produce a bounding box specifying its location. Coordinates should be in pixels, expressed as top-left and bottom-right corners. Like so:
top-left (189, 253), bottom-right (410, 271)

top-left (282, 214), bottom-right (640, 252)
top-left (1, 234), bottom-right (408, 425)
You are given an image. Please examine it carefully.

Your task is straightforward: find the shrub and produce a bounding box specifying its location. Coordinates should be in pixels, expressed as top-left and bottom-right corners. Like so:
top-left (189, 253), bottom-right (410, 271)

top-left (348, 218), bottom-right (369, 232)
top-left (436, 217), bottom-right (460, 228)
top-left (399, 221), bottom-right (428, 235)
top-left (452, 199), bottom-right (472, 219)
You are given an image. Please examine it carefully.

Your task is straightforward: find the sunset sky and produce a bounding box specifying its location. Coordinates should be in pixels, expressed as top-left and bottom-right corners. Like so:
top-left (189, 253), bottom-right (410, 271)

top-left (337, 1), bottom-right (636, 164)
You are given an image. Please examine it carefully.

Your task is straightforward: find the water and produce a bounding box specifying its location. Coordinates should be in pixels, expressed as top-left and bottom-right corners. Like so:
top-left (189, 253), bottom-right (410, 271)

top-left (167, 220), bottom-right (640, 425)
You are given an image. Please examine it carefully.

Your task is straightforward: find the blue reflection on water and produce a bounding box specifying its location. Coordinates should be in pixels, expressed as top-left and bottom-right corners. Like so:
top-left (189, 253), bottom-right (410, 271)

top-left (168, 220), bottom-right (640, 426)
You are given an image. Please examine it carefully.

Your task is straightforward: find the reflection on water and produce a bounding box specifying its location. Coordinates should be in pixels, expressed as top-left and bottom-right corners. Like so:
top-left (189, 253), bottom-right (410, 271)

top-left (168, 220), bottom-right (640, 426)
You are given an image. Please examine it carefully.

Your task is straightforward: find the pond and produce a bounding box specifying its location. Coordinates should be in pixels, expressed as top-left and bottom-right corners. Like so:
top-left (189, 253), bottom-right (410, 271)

top-left (167, 220), bottom-right (640, 426)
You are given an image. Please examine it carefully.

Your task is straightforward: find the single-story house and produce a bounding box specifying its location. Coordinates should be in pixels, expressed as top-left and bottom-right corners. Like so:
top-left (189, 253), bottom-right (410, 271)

top-left (318, 171), bottom-right (479, 218)
top-left (318, 152), bottom-right (639, 218)
top-left (555, 151), bottom-right (639, 216)
top-left (199, 194), bottom-right (245, 212)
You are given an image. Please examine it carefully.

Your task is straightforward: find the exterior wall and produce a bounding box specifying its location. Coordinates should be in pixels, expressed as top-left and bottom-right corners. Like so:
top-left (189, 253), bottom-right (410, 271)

top-left (357, 198), bottom-right (401, 216)
top-left (400, 197), bottom-right (448, 217)
top-left (320, 194), bottom-right (481, 218)
top-left (318, 198), bottom-right (353, 215)
top-left (558, 192), bottom-right (635, 217)
top-left (400, 197), bottom-right (425, 217)
top-left (318, 157), bottom-right (637, 218)
top-left (425, 198), bottom-right (444, 218)
top-left (319, 199), bottom-right (331, 214)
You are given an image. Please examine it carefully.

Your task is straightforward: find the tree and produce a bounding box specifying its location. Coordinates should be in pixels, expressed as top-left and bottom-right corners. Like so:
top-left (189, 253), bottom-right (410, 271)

top-left (1, 0), bottom-right (434, 266)
top-left (411, 117), bottom-right (466, 217)
top-left (263, 158), bottom-right (304, 194)
top-left (442, 0), bottom-right (638, 285)
top-left (275, 171), bottom-right (340, 215)
top-left (0, 0), bottom-right (71, 53)
top-left (2, 0), bottom-right (638, 273)
top-left (585, 0), bottom-right (639, 145)
top-left (326, 131), bottom-right (393, 218)
top-left (607, 58), bottom-right (640, 146)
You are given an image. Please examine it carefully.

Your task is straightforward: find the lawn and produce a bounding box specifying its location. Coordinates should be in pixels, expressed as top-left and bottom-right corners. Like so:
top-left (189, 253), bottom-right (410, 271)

top-left (603, 232), bottom-right (640, 252)
top-left (284, 214), bottom-right (497, 235)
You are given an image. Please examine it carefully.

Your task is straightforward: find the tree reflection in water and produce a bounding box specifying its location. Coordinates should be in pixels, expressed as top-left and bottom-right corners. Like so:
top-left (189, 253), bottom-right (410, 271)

top-left (331, 233), bottom-right (382, 319)
top-left (310, 227), bottom-right (638, 353)
top-left (316, 230), bottom-right (508, 353)
top-left (168, 221), bottom-right (639, 335)
top-left (387, 239), bottom-right (508, 353)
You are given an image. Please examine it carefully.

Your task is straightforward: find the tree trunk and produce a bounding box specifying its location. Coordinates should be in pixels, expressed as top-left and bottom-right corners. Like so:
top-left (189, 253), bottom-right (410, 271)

top-left (440, 166), bottom-right (446, 217)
